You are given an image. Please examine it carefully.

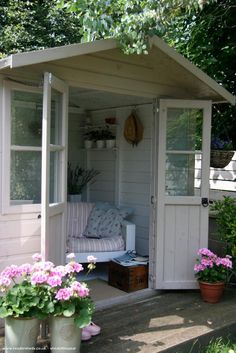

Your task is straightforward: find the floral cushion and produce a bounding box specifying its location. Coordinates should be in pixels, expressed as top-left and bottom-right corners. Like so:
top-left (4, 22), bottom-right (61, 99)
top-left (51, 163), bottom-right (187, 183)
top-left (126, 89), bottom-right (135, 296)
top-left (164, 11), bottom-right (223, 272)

top-left (97, 208), bottom-right (130, 238)
top-left (83, 207), bottom-right (105, 238)
top-left (83, 205), bottom-right (132, 239)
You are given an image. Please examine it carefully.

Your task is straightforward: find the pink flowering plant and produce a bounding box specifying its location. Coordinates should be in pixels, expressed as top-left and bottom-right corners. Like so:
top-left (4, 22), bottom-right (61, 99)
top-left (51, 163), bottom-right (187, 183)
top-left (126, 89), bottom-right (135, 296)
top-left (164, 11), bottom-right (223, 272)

top-left (0, 253), bottom-right (95, 327)
top-left (194, 248), bottom-right (233, 283)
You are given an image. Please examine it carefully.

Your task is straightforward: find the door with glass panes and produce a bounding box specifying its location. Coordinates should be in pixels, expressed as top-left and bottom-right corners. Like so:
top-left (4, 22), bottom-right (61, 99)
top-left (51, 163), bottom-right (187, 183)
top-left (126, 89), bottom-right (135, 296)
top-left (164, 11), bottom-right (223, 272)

top-left (41, 73), bottom-right (68, 265)
top-left (154, 99), bottom-right (211, 289)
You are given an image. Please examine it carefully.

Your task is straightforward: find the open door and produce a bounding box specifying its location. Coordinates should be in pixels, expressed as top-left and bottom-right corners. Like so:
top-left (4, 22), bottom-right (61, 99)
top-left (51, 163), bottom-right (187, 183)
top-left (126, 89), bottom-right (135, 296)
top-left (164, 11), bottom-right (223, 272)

top-left (154, 99), bottom-right (211, 289)
top-left (41, 73), bottom-right (68, 265)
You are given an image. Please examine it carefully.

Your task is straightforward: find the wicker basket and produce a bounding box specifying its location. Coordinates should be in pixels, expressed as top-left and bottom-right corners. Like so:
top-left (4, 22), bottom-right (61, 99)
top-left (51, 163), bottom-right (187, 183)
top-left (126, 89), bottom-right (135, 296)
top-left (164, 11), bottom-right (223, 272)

top-left (210, 150), bottom-right (234, 168)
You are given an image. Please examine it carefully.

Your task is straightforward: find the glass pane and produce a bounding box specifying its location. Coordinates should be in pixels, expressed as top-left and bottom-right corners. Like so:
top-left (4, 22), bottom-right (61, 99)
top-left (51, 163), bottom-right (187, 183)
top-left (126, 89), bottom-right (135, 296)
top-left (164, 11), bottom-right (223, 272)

top-left (50, 89), bottom-right (62, 145)
top-left (166, 108), bottom-right (203, 151)
top-left (11, 91), bottom-right (43, 147)
top-left (49, 151), bottom-right (62, 203)
top-left (10, 151), bottom-right (41, 204)
top-left (165, 153), bottom-right (201, 196)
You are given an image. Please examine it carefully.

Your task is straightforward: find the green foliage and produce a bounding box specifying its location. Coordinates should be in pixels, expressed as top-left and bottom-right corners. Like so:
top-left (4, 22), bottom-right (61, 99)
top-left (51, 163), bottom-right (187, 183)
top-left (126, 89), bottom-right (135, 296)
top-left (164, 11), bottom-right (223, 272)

top-left (67, 163), bottom-right (100, 194)
top-left (0, 281), bottom-right (54, 319)
top-left (199, 337), bottom-right (236, 353)
top-left (211, 196), bottom-right (236, 257)
top-left (57, 0), bottom-right (216, 54)
top-left (0, 0), bottom-right (82, 58)
top-left (164, 0), bottom-right (236, 147)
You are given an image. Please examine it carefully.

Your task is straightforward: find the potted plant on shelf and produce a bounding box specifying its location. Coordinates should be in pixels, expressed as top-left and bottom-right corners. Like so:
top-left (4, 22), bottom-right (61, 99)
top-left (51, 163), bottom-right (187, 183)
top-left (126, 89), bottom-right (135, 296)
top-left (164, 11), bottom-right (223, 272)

top-left (210, 136), bottom-right (234, 168)
top-left (83, 130), bottom-right (96, 149)
top-left (93, 127), bottom-right (116, 148)
top-left (67, 163), bottom-right (100, 202)
top-left (194, 248), bottom-right (233, 303)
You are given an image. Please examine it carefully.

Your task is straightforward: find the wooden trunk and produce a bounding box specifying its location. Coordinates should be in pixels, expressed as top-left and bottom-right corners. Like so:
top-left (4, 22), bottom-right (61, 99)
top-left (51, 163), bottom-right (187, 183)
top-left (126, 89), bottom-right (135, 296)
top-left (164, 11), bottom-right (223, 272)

top-left (108, 261), bottom-right (148, 292)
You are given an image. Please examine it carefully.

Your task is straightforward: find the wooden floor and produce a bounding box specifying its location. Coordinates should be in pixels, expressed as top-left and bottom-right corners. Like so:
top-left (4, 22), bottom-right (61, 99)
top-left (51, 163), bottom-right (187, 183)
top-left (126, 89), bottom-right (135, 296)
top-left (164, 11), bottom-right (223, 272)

top-left (81, 288), bottom-right (236, 353)
top-left (0, 288), bottom-right (236, 353)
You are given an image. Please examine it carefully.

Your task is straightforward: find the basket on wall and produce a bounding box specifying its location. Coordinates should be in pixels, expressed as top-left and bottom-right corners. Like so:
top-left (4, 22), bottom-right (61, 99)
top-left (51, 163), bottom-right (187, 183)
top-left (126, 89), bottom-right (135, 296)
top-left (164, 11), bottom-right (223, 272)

top-left (210, 150), bottom-right (234, 168)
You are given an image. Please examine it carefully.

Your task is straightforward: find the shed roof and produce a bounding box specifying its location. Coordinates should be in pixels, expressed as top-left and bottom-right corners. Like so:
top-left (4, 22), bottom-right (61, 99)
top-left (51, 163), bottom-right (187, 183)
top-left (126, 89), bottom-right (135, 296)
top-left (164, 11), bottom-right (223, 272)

top-left (0, 36), bottom-right (234, 105)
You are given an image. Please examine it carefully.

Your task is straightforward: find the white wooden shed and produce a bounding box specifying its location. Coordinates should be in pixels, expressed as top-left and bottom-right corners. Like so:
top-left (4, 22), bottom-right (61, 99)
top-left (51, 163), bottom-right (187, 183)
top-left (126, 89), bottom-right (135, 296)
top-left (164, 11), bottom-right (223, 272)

top-left (0, 36), bottom-right (234, 290)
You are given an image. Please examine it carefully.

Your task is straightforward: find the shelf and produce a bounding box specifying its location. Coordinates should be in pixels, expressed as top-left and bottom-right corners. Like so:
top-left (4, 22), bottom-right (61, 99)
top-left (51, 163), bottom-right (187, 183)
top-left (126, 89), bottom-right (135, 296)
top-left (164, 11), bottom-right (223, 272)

top-left (78, 124), bottom-right (118, 130)
top-left (80, 147), bottom-right (118, 151)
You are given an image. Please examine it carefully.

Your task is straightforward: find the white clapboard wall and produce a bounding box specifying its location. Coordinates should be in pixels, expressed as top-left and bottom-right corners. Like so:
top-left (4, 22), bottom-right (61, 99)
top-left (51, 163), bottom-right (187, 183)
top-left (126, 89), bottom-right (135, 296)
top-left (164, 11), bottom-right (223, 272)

top-left (79, 105), bottom-right (152, 256)
top-left (195, 152), bottom-right (236, 199)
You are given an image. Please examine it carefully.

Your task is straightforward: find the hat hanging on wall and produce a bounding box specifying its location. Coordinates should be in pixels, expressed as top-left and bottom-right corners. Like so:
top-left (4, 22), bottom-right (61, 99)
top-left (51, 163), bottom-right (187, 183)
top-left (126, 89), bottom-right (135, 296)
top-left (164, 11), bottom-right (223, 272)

top-left (124, 110), bottom-right (144, 147)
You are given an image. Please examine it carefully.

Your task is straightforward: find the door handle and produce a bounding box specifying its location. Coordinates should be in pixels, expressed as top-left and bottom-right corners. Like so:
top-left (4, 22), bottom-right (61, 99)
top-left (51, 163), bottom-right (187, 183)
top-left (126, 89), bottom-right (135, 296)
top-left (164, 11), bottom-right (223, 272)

top-left (201, 198), bottom-right (209, 207)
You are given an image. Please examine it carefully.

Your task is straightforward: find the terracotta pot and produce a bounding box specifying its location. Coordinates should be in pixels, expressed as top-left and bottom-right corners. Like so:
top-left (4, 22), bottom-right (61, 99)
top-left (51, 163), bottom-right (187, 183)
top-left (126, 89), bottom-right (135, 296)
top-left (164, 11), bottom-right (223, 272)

top-left (198, 281), bottom-right (225, 303)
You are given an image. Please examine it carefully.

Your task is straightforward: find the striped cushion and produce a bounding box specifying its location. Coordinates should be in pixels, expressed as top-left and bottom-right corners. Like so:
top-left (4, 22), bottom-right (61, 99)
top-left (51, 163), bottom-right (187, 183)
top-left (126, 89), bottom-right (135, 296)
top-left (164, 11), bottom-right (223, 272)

top-left (67, 202), bottom-right (94, 238)
top-left (68, 236), bottom-right (125, 253)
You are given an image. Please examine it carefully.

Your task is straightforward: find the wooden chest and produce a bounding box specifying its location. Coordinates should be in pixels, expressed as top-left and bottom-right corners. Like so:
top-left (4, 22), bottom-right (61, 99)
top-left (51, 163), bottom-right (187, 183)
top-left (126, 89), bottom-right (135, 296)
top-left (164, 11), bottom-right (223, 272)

top-left (108, 261), bottom-right (148, 293)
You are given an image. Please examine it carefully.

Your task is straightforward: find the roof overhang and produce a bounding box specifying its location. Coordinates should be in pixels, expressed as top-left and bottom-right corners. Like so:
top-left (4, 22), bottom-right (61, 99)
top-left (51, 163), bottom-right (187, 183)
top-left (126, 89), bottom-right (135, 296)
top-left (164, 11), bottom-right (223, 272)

top-left (0, 36), bottom-right (234, 105)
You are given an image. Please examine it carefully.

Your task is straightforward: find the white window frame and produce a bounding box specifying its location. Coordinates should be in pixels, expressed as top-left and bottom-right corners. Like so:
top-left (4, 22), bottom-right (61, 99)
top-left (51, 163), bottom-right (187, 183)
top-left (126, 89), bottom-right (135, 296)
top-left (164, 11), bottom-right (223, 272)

top-left (2, 80), bottom-right (42, 214)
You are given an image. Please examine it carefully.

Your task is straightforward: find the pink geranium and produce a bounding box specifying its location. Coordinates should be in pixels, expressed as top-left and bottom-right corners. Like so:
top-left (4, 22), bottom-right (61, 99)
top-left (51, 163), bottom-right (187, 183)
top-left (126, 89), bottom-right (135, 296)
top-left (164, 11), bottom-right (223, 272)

top-left (0, 253), bottom-right (95, 327)
top-left (194, 248), bottom-right (233, 283)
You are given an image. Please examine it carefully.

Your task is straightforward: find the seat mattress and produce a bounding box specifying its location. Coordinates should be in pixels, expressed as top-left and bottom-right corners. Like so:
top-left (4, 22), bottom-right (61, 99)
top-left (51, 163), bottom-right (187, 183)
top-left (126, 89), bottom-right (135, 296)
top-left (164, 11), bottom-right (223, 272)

top-left (68, 235), bottom-right (125, 253)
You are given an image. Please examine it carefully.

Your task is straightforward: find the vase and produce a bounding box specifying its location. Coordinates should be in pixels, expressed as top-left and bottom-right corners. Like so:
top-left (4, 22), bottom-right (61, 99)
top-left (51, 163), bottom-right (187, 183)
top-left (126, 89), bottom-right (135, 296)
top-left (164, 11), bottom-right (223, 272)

top-left (68, 194), bottom-right (82, 202)
top-left (50, 316), bottom-right (81, 353)
top-left (105, 139), bottom-right (116, 149)
top-left (198, 281), bottom-right (225, 303)
top-left (5, 317), bottom-right (40, 353)
top-left (84, 140), bottom-right (93, 149)
top-left (96, 140), bottom-right (105, 148)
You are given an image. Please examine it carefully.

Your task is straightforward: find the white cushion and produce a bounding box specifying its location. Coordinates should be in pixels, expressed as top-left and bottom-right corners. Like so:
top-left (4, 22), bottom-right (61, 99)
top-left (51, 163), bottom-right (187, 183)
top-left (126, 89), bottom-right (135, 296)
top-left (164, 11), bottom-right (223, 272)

top-left (68, 236), bottom-right (125, 253)
top-left (67, 202), bottom-right (94, 238)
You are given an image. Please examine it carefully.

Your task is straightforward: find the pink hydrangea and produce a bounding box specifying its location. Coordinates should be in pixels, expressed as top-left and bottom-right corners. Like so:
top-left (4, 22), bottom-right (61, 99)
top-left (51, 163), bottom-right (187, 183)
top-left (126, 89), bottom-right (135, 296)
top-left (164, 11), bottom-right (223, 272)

top-left (55, 288), bottom-right (73, 301)
top-left (53, 266), bottom-right (66, 277)
top-left (47, 275), bottom-right (62, 287)
top-left (66, 253), bottom-right (76, 260)
top-left (31, 271), bottom-right (49, 285)
top-left (87, 255), bottom-right (97, 264)
top-left (0, 276), bottom-right (11, 288)
top-left (197, 248), bottom-right (215, 258)
top-left (32, 253), bottom-right (42, 262)
top-left (32, 261), bottom-right (54, 272)
top-left (1, 265), bottom-right (20, 279)
top-left (19, 263), bottom-right (32, 275)
top-left (216, 257), bottom-right (232, 269)
top-left (71, 281), bottom-right (89, 298)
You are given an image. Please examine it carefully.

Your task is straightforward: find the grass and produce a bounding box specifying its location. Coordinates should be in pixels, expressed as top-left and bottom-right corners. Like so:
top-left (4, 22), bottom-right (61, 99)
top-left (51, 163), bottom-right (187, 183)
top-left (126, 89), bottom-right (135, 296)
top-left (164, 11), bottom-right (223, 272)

top-left (198, 337), bottom-right (236, 353)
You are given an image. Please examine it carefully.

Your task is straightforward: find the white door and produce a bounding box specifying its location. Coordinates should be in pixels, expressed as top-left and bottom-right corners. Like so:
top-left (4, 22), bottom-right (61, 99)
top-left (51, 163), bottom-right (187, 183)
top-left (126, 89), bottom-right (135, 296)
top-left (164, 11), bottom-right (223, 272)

top-left (154, 99), bottom-right (211, 289)
top-left (41, 73), bottom-right (68, 265)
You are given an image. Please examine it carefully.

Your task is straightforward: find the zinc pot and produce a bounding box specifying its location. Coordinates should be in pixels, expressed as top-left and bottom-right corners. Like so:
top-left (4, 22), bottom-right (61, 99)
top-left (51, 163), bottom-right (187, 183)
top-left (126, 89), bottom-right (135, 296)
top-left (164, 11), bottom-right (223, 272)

top-left (50, 316), bottom-right (81, 353)
top-left (5, 317), bottom-right (40, 353)
top-left (198, 281), bottom-right (225, 303)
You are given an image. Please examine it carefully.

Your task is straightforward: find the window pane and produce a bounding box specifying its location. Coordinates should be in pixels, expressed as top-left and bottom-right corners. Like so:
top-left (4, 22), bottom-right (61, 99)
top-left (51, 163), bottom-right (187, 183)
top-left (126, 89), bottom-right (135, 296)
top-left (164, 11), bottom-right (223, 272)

top-left (165, 153), bottom-right (201, 196)
top-left (49, 151), bottom-right (62, 203)
top-left (10, 151), bottom-right (41, 204)
top-left (166, 108), bottom-right (203, 151)
top-left (50, 89), bottom-right (62, 145)
top-left (11, 91), bottom-right (43, 147)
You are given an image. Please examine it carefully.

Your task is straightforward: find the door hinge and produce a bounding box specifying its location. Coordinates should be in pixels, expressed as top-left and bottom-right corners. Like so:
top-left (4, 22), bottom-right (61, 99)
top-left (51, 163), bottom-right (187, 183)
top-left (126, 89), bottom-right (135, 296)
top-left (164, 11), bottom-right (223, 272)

top-left (151, 195), bottom-right (157, 205)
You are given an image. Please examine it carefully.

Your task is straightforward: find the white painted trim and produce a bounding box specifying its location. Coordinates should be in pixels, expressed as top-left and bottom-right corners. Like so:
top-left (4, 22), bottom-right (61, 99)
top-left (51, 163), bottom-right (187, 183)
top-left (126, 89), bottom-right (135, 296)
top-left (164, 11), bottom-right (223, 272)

top-left (155, 99), bottom-right (211, 289)
top-left (11, 145), bottom-right (42, 152)
top-left (0, 36), bottom-right (234, 104)
top-left (8, 39), bottom-right (117, 69)
top-left (41, 72), bottom-right (51, 261)
top-left (41, 72), bottom-right (68, 264)
top-left (150, 37), bottom-right (235, 106)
